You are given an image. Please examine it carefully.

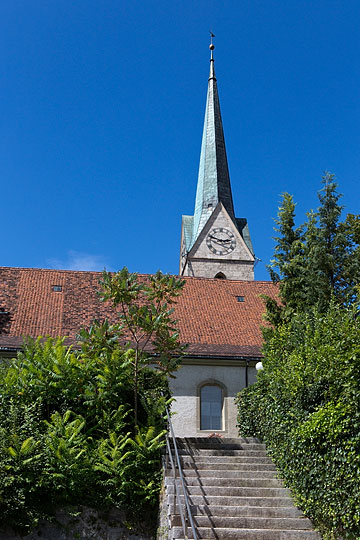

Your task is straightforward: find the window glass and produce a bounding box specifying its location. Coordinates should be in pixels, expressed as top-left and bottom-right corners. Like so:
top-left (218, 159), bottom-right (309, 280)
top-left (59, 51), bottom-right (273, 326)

top-left (200, 385), bottom-right (222, 430)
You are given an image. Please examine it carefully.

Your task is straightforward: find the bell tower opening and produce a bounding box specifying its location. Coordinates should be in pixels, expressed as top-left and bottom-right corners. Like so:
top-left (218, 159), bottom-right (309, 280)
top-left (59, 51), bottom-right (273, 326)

top-left (214, 272), bottom-right (226, 279)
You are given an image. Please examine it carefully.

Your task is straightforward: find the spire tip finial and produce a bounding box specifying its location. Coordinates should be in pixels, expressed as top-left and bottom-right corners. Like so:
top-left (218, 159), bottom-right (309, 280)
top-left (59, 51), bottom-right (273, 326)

top-left (210, 31), bottom-right (215, 48)
top-left (209, 31), bottom-right (216, 75)
top-left (209, 31), bottom-right (215, 60)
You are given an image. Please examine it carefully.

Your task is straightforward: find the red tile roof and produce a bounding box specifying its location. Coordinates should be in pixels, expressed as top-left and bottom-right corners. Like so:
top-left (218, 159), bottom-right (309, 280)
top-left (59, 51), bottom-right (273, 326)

top-left (0, 267), bottom-right (278, 358)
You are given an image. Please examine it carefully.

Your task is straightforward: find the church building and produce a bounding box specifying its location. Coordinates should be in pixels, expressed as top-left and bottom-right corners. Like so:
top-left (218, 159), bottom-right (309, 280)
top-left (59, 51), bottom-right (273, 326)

top-left (0, 44), bottom-right (277, 438)
top-left (171, 43), bottom-right (269, 437)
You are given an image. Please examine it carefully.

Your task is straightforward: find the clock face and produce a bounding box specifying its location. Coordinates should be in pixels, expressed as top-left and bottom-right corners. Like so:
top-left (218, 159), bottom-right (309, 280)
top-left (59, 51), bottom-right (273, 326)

top-left (206, 227), bottom-right (236, 255)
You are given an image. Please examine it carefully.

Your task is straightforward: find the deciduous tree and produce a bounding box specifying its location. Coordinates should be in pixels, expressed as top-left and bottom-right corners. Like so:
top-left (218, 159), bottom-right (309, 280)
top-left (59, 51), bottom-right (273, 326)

top-left (98, 268), bottom-right (185, 426)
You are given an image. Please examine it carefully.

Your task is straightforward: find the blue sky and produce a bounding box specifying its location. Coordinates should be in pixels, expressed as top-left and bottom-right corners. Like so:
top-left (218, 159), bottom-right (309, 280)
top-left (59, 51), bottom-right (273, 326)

top-left (2, 1), bottom-right (360, 281)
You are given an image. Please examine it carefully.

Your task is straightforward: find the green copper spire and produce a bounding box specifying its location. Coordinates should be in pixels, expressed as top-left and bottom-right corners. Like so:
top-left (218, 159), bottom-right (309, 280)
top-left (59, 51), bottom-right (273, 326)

top-left (179, 38), bottom-right (254, 279)
top-left (192, 40), bottom-right (235, 244)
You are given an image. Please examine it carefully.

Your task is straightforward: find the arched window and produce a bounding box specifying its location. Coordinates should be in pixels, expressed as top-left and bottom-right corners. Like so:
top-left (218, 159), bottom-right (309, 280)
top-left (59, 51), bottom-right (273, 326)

top-left (200, 384), bottom-right (223, 430)
top-left (214, 272), bottom-right (226, 279)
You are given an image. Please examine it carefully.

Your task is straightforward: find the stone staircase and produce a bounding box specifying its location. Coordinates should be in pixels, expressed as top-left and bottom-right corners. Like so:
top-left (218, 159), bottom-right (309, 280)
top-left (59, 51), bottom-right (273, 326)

top-left (164, 437), bottom-right (321, 540)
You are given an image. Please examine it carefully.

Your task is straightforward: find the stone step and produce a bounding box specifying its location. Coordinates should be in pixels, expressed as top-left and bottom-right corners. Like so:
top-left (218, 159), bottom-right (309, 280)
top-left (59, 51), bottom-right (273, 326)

top-left (167, 495), bottom-right (294, 507)
top-left (177, 449), bottom-right (268, 457)
top-left (167, 469), bottom-right (279, 479)
top-left (166, 438), bottom-right (319, 540)
top-left (168, 504), bottom-right (304, 519)
top-left (171, 527), bottom-right (321, 539)
top-left (180, 455), bottom-right (275, 464)
top-left (167, 485), bottom-right (291, 497)
top-left (166, 476), bottom-right (284, 488)
top-left (175, 437), bottom-right (262, 446)
top-left (182, 462), bottom-right (277, 471)
top-left (176, 444), bottom-right (267, 451)
top-left (171, 515), bottom-right (314, 530)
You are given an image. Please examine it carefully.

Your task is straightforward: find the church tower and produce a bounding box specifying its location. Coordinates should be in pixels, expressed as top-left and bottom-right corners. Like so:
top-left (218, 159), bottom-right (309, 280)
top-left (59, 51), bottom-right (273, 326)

top-left (180, 41), bottom-right (255, 280)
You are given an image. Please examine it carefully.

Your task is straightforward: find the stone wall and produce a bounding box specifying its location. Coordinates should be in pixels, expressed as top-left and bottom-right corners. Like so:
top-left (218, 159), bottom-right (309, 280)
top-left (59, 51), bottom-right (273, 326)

top-left (0, 507), bottom-right (153, 540)
top-left (183, 204), bottom-right (255, 280)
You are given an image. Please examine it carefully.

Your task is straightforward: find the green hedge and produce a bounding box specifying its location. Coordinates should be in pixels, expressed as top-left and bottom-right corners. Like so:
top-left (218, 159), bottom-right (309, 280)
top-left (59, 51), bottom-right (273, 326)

top-left (236, 305), bottom-right (360, 539)
top-left (0, 336), bottom-right (168, 534)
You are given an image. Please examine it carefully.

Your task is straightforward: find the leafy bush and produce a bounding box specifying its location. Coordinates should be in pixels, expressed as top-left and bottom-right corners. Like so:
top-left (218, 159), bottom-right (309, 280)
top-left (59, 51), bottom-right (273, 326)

top-left (0, 336), bottom-right (168, 534)
top-left (237, 304), bottom-right (360, 539)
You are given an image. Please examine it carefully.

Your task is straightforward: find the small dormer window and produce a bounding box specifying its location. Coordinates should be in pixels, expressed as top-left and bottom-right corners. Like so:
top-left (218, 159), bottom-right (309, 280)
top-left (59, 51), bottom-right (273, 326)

top-left (236, 295), bottom-right (245, 302)
top-left (52, 285), bottom-right (62, 292)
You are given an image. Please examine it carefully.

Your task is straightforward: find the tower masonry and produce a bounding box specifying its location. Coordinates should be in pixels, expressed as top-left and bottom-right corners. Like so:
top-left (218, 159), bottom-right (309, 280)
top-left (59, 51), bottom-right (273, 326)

top-left (180, 43), bottom-right (255, 280)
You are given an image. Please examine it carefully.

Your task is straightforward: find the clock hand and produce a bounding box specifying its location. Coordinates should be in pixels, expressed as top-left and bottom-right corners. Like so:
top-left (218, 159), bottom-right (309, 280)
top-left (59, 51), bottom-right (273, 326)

top-left (210, 235), bottom-right (231, 244)
top-left (210, 238), bottom-right (225, 246)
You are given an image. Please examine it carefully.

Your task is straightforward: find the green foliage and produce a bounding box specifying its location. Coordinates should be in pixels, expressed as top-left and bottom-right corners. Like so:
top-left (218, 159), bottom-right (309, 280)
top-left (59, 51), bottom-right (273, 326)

top-left (98, 267), bottom-right (185, 425)
top-left (266, 173), bottom-right (360, 325)
top-left (243, 176), bottom-right (360, 537)
top-left (95, 426), bottom-right (165, 507)
top-left (237, 305), bottom-right (360, 539)
top-left (0, 268), bottom-right (183, 533)
top-left (0, 401), bottom-right (47, 530)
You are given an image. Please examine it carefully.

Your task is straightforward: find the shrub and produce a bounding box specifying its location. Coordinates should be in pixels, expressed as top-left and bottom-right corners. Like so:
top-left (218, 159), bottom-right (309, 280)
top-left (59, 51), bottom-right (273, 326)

top-left (237, 304), bottom-right (360, 539)
top-left (0, 336), bottom-right (167, 534)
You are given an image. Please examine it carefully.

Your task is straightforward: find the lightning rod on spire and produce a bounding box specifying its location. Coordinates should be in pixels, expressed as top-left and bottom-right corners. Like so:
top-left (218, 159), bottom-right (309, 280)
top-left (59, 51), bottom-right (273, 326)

top-left (209, 31), bottom-right (215, 60)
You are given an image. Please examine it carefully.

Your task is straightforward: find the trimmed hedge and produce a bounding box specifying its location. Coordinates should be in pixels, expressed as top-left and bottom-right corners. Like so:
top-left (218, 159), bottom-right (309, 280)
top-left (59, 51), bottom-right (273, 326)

top-left (236, 305), bottom-right (360, 539)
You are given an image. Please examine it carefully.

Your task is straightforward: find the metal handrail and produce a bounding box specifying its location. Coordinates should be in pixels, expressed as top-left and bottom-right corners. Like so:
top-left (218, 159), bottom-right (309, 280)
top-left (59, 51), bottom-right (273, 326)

top-left (165, 434), bottom-right (188, 536)
top-left (165, 404), bottom-right (198, 540)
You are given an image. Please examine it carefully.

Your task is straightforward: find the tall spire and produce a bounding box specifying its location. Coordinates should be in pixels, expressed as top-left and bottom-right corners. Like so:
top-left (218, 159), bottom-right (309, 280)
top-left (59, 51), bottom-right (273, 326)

top-left (192, 37), bottom-right (235, 244)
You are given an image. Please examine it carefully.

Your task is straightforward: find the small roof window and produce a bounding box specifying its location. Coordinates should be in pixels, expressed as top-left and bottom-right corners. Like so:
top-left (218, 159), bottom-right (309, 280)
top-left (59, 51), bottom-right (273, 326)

top-left (52, 285), bottom-right (62, 292)
top-left (236, 295), bottom-right (245, 302)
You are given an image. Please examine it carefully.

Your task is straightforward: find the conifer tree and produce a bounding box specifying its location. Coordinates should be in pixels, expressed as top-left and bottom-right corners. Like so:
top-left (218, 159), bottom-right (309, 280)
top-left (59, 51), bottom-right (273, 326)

top-left (301, 209), bottom-right (321, 308)
top-left (266, 192), bottom-right (305, 323)
top-left (308, 173), bottom-right (360, 309)
top-left (315, 173), bottom-right (345, 309)
top-left (266, 173), bottom-right (360, 323)
top-left (341, 212), bottom-right (360, 302)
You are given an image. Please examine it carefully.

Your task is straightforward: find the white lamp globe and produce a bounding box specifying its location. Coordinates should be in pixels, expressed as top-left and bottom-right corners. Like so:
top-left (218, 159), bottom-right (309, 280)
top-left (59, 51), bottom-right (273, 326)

top-left (255, 361), bottom-right (263, 371)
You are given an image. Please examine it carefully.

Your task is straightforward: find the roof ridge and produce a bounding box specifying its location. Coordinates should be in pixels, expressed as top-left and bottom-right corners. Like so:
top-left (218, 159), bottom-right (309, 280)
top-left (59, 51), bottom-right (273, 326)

top-left (0, 266), bottom-right (105, 275)
top-left (0, 266), bottom-right (275, 285)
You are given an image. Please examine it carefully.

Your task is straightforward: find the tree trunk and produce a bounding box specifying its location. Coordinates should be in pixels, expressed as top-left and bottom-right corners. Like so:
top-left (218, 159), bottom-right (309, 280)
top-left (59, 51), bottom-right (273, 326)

top-left (134, 348), bottom-right (138, 427)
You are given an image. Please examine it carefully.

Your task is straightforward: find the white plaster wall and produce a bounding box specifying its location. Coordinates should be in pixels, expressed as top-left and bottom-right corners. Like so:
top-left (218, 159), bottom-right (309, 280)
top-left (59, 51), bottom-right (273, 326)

top-left (169, 364), bottom-right (258, 437)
